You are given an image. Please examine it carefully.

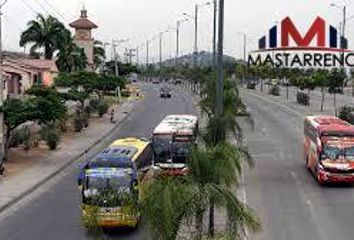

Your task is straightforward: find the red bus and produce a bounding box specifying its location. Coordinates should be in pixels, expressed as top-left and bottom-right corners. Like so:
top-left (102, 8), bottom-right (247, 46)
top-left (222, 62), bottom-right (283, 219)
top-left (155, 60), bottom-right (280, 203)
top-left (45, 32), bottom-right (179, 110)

top-left (304, 116), bottom-right (354, 185)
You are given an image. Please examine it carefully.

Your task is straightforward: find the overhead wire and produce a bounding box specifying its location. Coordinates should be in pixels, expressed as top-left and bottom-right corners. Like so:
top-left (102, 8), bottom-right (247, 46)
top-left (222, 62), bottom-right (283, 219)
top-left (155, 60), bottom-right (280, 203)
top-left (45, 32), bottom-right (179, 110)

top-left (42, 0), bottom-right (68, 21)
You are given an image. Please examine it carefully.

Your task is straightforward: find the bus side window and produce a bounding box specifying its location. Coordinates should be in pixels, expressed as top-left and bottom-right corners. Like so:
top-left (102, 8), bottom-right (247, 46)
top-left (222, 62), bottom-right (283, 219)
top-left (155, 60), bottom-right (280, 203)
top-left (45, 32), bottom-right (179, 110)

top-left (146, 144), bottom-right (153, 166)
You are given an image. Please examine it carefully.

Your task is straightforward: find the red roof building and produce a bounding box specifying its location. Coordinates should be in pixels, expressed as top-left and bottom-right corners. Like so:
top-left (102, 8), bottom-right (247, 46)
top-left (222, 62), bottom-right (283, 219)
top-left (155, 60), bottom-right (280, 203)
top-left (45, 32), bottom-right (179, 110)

top-left (69, 8), bottom-right (98, 71)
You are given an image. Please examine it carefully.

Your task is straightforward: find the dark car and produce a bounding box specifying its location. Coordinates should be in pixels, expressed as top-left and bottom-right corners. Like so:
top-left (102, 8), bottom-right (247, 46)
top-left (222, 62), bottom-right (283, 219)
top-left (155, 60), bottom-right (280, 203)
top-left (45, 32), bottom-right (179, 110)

top-left (160, 87), bottom-right (172, 98)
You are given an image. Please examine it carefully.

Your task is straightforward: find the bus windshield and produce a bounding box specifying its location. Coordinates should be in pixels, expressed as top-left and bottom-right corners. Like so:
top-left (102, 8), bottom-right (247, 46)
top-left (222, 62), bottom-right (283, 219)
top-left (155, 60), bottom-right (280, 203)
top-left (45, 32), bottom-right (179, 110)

top-left (172, 141), bottom-right (191, 163)
top-left (83, 169), bottom-right (136, 207)
top-left (321, 137), bottom-right (354, 162)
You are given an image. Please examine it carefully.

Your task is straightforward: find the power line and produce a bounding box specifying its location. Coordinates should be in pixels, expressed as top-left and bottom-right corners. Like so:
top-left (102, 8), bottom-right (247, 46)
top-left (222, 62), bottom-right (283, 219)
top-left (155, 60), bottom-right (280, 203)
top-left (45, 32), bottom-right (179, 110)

top-left (31, 0), bottom-right (52, 16)
top-left (42, 0), bottom-right (68, 21)
top-left (19, 0), bottom-right (39, 16)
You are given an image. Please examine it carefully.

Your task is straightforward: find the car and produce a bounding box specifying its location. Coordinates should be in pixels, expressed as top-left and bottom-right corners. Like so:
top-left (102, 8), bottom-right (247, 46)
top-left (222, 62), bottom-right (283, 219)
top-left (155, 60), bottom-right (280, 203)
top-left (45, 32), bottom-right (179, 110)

top-left (160, 87), bottom-right (172, 98)
top-left (152, 79), bottom-right (160, 84)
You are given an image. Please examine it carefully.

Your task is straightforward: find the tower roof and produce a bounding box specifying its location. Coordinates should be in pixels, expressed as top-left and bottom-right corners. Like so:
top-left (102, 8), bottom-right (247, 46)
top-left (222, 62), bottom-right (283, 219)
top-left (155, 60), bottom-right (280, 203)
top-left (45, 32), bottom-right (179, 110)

top-left (69, 8), bottom-right (98, 29)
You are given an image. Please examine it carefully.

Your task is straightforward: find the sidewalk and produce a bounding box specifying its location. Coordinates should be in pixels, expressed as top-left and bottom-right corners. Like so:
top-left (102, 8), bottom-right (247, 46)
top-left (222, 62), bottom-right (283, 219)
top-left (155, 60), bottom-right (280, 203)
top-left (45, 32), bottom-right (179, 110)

top-left (245, 84), bottom-right (354, 117)
top-left (0, 99), bottom-right (137, 213)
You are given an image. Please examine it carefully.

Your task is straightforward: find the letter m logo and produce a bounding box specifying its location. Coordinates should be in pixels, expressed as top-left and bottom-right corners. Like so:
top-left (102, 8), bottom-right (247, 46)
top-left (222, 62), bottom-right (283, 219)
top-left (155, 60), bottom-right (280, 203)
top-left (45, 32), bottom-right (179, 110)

top-left (281, 17), bottom-right (325, 48)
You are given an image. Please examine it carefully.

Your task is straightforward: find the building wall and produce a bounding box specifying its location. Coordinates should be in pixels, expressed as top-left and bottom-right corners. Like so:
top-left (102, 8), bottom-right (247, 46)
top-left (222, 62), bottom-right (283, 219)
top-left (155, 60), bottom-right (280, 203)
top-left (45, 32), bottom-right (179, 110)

top-left (74, 39), bottom-right (95, 71)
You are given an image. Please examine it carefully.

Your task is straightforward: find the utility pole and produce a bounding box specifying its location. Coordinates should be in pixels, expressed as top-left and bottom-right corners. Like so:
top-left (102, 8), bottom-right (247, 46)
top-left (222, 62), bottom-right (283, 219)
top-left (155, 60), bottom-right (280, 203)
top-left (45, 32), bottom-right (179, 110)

top-left (136, 46), bottom-right (139, 66)
top-left (216, 0), bottom-right (224, 117)
top-left (159, 32), bottom-right (163, 69)
top-left (176, 21), bottom-right (180, 66)
top-left (194, 4), bottom-right (198, 68)
top-left (146, 40), bottom-right (149, 66)
top-left (212, 0), bottom-right (217, 68)
top-left (0, 0), bottom-right (8, 173)
top-left (112, 40), bottom-right (119, 77)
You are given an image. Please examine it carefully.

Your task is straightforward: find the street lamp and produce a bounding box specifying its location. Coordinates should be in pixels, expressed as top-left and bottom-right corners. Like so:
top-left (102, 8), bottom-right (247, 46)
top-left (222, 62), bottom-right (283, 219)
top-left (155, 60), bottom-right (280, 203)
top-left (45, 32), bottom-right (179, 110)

top-left (330, 3), bottom-right (347, 48)
top-left (112, 38), bottom-right (129, 77)
top-left (183, 1), bottom-right (212, 68)
top-left (0, 0), bottom-right (9, 174)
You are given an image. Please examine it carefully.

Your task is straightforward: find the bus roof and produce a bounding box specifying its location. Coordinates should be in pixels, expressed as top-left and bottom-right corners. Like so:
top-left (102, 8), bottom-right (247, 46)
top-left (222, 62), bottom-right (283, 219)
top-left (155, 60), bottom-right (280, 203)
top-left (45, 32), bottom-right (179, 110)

top-left (306, 115), bottom-right (354, 136)
top-left (162, 115), bottom-right (198, 125)
top-left (110, 138), bottom-right (150, 161)
top-left (153, 122), bottom-right (177, 135)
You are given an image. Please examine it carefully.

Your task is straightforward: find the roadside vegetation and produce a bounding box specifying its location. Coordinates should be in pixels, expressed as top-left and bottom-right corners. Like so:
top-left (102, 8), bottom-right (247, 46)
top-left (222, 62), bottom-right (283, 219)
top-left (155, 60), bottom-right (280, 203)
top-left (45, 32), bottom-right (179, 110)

top-left (139, 65), bottom-right (261, 239)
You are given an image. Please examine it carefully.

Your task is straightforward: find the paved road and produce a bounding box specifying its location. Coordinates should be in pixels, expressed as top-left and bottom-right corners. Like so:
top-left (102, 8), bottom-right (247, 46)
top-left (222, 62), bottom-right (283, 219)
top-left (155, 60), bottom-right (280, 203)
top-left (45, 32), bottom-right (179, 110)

top-left (0, 83), bottom-right (196, 240)
top-left (242, 91), bottom-right (354, 240)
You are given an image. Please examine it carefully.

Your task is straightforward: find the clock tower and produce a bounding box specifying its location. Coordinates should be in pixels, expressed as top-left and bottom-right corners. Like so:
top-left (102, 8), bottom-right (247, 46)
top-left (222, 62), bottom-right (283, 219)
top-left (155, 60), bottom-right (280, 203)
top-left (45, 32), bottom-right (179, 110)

top-left (69, 7), bottom-right (98, 71)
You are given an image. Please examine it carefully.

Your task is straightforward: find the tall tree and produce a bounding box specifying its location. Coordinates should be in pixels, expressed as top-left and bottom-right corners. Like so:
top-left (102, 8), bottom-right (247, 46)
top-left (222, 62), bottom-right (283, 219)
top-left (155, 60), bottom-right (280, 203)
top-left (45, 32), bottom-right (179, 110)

top-left (93, 40), bottom-right (106, 70)
top-left (20, 14), bottom-right (68, 59)
top-left (312, 69), bottom-right (330, 111)
top-left (56, 36), bottom-right (87, 73)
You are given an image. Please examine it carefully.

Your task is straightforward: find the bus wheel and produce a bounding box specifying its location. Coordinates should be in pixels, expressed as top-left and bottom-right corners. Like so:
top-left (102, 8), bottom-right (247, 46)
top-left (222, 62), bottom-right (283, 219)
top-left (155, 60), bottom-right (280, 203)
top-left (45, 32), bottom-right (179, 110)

top-left (306, 157), bottom-right (311, 171)
top-left (316, 170), bottom-right (325, 186)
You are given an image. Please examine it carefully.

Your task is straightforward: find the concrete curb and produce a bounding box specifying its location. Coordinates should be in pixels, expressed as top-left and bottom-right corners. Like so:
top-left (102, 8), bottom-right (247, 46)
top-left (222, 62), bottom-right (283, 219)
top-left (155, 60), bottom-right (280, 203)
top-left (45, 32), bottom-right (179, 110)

top-left (0, 101), bottom-right (136, 214)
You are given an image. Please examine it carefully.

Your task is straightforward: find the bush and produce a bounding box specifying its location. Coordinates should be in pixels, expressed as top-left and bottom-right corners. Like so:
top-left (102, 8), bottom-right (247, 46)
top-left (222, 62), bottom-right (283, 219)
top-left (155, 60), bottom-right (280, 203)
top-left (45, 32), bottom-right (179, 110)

top-left (20, 126), bottom-right (31, 151)
top-left (97, 101), bottom-right (109, 117)
top-left (9, 130), bottom-right (22, 148)
top-left (339, 106), bottom-right (354, 124)
top-left (89, 99), bottom-right (100, 111)
top-left (40, 125), bottom-right (60, 150)
top-left (74, 112), bottom-right (89, 132)
top-left (297, 92), bottom-right (310, 105)
top-left (46, 131), bottom-right (60, 150)
top-left (268, 85), bottom-right (280, 96)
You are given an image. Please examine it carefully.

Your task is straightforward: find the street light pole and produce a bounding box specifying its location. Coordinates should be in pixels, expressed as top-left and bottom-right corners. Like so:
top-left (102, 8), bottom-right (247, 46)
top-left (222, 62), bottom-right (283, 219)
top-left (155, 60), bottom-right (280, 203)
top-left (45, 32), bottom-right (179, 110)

top-left (146, 40), bottom-right (149, 66)
top-left (216, 0), bottom-right (224, 118)
top-left (159, 32), bottom-right (163, 69)
top-left (176, 20), bottom-right (180, 66)
top-left (112, 40), bottom-right (119, 77)
top-left (212, 0), bottom-right (217, 68)
top-left (194, 4), bottom-right (198, 68)
top-left (0, 0), bottom-right (8, 173)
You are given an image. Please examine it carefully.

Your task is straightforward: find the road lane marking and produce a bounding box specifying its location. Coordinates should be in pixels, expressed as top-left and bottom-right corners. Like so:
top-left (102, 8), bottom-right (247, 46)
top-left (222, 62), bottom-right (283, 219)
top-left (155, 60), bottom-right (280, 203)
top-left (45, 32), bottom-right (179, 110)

top-left (243, 90), bottom-right (304, 118)
top-left (290, 171), bottom-right (328, 240)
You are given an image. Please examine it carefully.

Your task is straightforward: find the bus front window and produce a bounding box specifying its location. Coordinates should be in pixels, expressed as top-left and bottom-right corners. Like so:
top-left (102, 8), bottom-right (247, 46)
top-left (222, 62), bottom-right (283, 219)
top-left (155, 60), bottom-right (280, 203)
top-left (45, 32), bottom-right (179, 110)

top-left (153, 135), bottom-right (172, 162)
top-left (322, 145), bottom-right (341, 161)
top-left (172, 142), bottom-right (191, 163)
top-left (344, 147), bottom-right (354, 161)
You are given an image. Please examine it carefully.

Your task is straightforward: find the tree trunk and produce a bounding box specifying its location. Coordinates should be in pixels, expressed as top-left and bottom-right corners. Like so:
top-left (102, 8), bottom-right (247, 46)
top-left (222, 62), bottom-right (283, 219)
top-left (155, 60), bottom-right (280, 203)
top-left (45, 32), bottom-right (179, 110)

top-left (334, 93), bottom-right (337, 116)
top-left (260, 79), bottom-right (263, 92)
top-left (308, 89), bottom-right (311, 106)
top-left (195, 210), bottom-right (204, 240)
top-left (286, 84), bottom-right (289, 100)
top-left (3, 128), bottom-right (11, 162)
top-left (208, 202), bottom-right (215, 237)
top-left (321, 87), bottom-right (325, 112)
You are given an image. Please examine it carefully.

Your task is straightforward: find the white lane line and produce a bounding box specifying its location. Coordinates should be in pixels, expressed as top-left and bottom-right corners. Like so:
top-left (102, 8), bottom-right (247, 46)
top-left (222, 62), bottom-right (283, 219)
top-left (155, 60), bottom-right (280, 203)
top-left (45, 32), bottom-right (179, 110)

top-left (243, 90), bottom-right (304, 118)
top-left (240, 165), bottom-right (249, 240)
top-left (290, 171), bottom-right (328, 240)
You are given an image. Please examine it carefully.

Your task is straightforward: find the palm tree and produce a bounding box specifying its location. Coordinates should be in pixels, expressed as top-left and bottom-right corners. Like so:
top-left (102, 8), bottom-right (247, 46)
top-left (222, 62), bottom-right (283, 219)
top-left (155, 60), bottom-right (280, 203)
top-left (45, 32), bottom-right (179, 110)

top-left (188, 144), bottom-right (259, 240)
top-left (56, 35), bottom-right (87, 72)
top-left (141, 144), bottom-right (260, 240)
top-left (20, 14), bottom-right (68, 59)
top-left (93, 40), bottom-right (106, 71)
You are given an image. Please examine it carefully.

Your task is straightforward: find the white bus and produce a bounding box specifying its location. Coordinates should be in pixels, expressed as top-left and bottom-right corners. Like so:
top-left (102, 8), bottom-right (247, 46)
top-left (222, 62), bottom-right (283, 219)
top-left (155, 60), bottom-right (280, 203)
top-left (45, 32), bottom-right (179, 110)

top-left (152, 115), bottom-right (198, 175)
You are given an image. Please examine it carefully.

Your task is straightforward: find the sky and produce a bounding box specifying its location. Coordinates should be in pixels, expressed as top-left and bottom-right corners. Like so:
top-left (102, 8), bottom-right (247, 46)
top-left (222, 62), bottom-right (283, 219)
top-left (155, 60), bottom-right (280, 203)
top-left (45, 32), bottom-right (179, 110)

top-left (1, 0), bottom-right (352, 62)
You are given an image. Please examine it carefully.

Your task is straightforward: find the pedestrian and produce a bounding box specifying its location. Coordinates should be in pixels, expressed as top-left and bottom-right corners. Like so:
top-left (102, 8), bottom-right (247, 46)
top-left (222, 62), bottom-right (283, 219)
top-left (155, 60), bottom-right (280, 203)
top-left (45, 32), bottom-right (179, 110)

top-left (110, 109), bottom-right (116, 124)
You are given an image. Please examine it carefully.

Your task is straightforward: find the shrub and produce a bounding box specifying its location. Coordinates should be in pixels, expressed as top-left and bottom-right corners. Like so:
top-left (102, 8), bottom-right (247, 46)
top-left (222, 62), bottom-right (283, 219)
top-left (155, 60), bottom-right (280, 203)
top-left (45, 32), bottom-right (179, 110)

top-left (40, 124), bottom-right (60, 150)
top-left (339, 106), bottom-right (354, 124)
top-left (74, 112), bottom-right (89, 132)
top-left (20, 126), bottom-right (31, 151)
top-left (9, 129), bottom-right (23, 148)
top-left (97, 101), bottom-right (109, 117)
top-left (297, 92), bottom-right (310, 106)
top-left (268, 85), bottom-right (280, 96)
top-left (89, 99), bottom-right (100, 111)
top-left (46, 131), bottom-right (60, 150)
